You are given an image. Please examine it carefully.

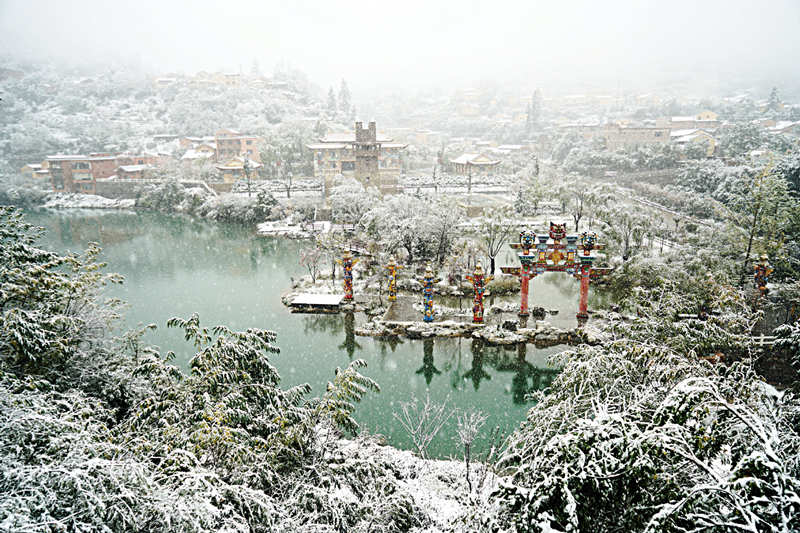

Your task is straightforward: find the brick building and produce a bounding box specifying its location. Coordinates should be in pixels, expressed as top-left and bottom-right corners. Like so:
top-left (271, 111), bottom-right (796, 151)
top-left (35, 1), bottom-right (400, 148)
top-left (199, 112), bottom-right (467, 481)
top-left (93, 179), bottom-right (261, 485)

top-left (214, 129), bottom-right (261, 163)
top-left (47, 155), bottom-right (95, 194)
top-left (46, 152), bottom-right (167, 193)
top-left (87, 154), bottom-right (118, 179)
top-left (117, 164), bottom-right (152, 180)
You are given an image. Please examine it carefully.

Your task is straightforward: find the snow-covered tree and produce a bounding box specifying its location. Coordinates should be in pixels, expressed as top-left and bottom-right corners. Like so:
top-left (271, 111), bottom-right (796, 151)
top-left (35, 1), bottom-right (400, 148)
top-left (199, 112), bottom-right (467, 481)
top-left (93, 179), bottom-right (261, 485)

top-left (600, 205), bottom-right (652, 261)
top-left (487, 285), bottom-right (800, 533)
top-left (326, 86), bottom-right (337, 116)
top-left (477, 205), bottom-right (516, 275)
top-left (329, 176), bottom-right (378, 226)
top-left (338, 79), bottom-right (351, 116)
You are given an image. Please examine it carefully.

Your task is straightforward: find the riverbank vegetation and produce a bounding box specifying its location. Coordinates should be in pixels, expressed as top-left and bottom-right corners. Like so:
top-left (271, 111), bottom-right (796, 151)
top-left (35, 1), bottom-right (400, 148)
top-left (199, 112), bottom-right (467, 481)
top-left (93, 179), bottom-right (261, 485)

top-left (3, 142), bottom-right (800, 532)
top-left (2, 91), bottom-right (800, 532)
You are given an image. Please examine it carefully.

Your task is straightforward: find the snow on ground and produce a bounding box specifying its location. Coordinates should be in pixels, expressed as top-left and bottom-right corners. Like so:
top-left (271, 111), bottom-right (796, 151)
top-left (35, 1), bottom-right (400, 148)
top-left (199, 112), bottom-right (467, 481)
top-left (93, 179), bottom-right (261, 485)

top-left (43, 193), bottom-right (135, 209)
top-left (334, 436), bottom-right (500, 531)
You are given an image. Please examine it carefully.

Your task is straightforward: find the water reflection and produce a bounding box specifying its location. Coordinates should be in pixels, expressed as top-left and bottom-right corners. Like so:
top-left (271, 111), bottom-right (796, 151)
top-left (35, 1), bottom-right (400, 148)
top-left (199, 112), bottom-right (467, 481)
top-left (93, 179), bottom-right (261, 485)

top-left (464, 339), bottom-right (492, 391)
top-left (338, 312), bottom-right (361, 359)
top-left (302, 314), bottom-right (343, 336)
top-left (416, 338), bottom-right (442, 385)
top-left (26, 209), bottom-right (569, 459)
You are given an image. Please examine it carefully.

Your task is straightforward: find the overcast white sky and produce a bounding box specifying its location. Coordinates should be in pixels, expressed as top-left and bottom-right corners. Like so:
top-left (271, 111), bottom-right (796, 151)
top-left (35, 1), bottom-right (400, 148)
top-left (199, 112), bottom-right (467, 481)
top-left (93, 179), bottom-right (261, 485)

top-left (1, 0), bottom-right (798, 91)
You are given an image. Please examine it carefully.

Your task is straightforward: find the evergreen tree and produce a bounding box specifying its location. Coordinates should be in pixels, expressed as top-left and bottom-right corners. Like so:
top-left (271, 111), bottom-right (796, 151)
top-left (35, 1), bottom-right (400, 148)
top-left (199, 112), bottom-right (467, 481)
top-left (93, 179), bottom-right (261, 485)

top-left (768, 86), bottom-right (781, 111)
top-left (326, 86), bottom-right (337, 116)
top-left (339, 79), bottom-right (351, 115)
top-left (313, 119), bottom-right (327, 139)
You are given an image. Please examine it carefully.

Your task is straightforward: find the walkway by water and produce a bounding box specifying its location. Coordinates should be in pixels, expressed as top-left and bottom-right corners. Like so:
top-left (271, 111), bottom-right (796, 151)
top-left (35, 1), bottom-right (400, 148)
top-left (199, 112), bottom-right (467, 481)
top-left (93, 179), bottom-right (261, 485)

top-left (383, 296), bottom-right (418, 321)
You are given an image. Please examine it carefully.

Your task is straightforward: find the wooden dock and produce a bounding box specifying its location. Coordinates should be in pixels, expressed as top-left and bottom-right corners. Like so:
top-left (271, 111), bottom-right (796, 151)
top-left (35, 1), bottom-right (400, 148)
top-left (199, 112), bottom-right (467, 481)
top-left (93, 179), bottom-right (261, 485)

top-left (289, 293), bottom-right (345, 313)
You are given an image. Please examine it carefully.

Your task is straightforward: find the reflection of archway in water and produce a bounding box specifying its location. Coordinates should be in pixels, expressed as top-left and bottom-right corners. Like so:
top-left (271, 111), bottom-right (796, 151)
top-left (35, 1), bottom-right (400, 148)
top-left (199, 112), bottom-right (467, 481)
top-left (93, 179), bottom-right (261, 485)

top-left (471, 341), bottom-right (561, 404)
top-left (337, 312), bottom-right (362, 359)
top-left (416, 337), bottom-right (441, 385)
top-left (492, 343), bottom-right (561, 404)
top-left (463, 339), bottom-right (491, 391)
top-left (374, 335), bottom-right (404, 372)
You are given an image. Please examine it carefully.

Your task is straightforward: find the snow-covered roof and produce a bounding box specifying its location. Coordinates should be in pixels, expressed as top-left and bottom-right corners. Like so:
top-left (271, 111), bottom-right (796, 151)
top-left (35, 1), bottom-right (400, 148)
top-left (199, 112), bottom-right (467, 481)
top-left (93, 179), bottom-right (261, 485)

top-left (193, 142), bottom-right (217, 150)
top-left (24, 163), bottom-right (42, 169)
top-left (181, 149), bottom-right (214, 160)
top-left (450, 153), bottom-right (501, 166)
top-left (291, 293), bottom-right (344, 307)
top-left (118, 164), bottom-right (150, 172)
top-left (497, 144), bottom-right (523, 150)
top-left (307, 143), bottom-right (348, 150)
top-left (381, 143), bottom-right (408, 149)
top-left (671, 116), bottom-right (696, 122)
top-left (215, 157), bottom-right (262, 170)
top-left (320, 133), bottom-right (393, 143)
top-left (673, 134), bottom-right (702, 143)
top-left (46, 154), bottom-right (87, 161)
top-left (769, 120), bottom-right (800, 132)
top-left (670, 128), bottom-right (699, 138)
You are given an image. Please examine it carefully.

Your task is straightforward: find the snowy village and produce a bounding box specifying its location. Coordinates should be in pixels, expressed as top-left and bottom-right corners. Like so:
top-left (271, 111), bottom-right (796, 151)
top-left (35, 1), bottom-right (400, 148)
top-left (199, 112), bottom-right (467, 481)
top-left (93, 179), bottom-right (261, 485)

top-left (1, 1), bottom-right (799, 532)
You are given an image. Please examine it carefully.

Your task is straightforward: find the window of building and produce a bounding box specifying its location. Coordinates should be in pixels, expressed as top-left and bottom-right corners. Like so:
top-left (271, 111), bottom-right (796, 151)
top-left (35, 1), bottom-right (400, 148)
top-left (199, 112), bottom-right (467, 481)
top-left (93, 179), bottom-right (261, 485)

top-left (654, 132), bottom-right (663, 137)
top-left (341, 161), bottom-right (355, 171)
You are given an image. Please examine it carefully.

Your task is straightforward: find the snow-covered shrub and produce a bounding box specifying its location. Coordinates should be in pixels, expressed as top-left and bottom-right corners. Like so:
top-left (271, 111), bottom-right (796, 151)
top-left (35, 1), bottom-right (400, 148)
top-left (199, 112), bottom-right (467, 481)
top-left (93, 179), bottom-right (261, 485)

top-left (0, 209), bottom-right (434, 532)
top-left (0, 206), bottom-right (123, 372)
top-left (485, 284), bottom-right (800, 533)
top-left (0, 372), bottom-right (275, 532)
top-left (774, 321), bottom-right (800, 373)
top-left (0, 178), bottom-right (51, 207)
top-left (487, 275), bottom-right (519, 295)
top-left (136, 178), bottom-right (189, 212)
top-left (489, 340), bottom-right (800, 532)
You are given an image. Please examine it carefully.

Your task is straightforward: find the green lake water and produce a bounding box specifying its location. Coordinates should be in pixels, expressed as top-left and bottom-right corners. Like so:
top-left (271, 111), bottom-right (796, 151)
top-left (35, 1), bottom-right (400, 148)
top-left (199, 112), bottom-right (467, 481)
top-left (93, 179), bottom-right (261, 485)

top-left (26, 209), bottom-right (592, 458)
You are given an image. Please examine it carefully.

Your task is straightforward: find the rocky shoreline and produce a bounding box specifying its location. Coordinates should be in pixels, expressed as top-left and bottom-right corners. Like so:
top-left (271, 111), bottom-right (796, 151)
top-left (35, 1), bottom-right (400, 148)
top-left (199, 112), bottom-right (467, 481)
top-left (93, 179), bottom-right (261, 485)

top-left (355, 318), bottom-right (609, 347)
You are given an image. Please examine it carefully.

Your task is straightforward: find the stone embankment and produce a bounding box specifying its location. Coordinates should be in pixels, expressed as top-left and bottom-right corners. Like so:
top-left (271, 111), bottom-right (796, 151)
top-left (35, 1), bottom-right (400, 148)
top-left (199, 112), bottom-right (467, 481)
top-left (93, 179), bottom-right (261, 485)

top-left (355, 319), bottom-right (609, 348)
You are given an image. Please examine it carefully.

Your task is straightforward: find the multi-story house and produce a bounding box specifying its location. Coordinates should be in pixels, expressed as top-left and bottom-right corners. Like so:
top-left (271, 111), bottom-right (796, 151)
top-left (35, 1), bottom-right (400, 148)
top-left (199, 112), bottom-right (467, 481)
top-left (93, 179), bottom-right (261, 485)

top-left (87, 153), bottom-right (118, 180)
top-left (47, 155), bottom-right (95, 194)
top-left (215, 156), bottom-right (262, 183)
top-left (47, 152), bottom-right (170, 193)
top-left (117, 164), bottom-right (152, 180)
top-left (214, 129), bottom-right (261, 163)
top-left (602, 124), bottom-right (671, 151)
top-left (306, 121), bottom-right (407, 194)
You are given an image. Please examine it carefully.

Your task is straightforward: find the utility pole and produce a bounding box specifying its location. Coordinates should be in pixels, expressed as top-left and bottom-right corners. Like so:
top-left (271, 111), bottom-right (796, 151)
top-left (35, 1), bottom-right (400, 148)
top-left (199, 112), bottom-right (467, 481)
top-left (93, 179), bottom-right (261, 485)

top-left (467, 164), bottom-right (473, 206)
